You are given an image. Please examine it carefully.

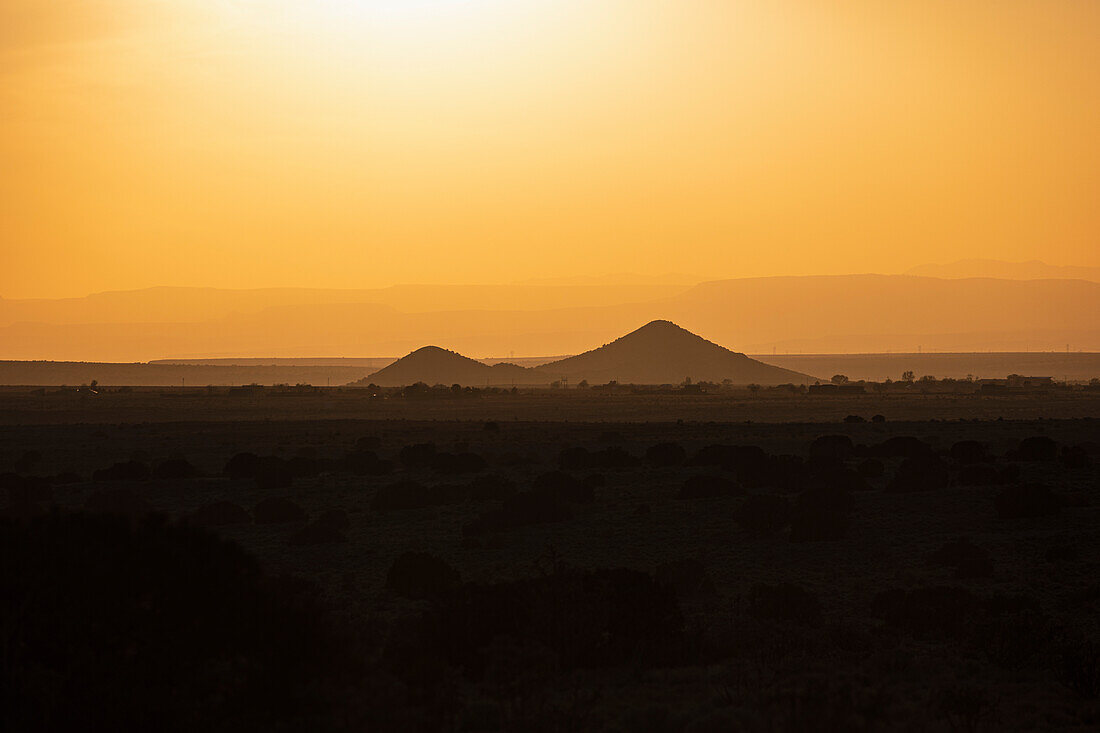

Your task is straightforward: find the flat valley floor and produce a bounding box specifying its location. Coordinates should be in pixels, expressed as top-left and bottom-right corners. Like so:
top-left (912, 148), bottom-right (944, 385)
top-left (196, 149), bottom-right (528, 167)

top-left (3, 390), bottom-right (1099, 730)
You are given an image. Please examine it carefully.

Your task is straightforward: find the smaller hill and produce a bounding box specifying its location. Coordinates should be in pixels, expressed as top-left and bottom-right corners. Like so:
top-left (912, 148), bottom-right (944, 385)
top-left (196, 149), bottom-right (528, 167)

top-left (357, 346), bottom-right (539, 387)
top-left (538, 321), bottom-right (815, 385)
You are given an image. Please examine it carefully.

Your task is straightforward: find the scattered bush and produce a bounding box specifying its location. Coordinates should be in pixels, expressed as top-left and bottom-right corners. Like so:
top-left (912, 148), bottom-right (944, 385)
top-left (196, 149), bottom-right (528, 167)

top-left (409, 566), bottom-right (684, 675)
top-left (558, 446), bottom-right (590, 470)
top-left (224, 452), bottom-right (260, 479)
top-left (400, 443), bottom-right (438, 470)
top-left (1008, 436), bottom-right (1058, 462)
top-left (0, 512), bottom-right (347, 729)
top-left (254, 456), bottom-right (293, 490)
top-left (190, 501), bottom-right (250, 527)
top-left (386, 551), bottom-right (461, 600)
top-left (809, 435), bottom-right (855, 462)
top-left (950, 440), bottom-right (990, 465)
top-left (870, 436), bottom-right (932, 459)
top-left (843, 414), bottom-right (866, 423)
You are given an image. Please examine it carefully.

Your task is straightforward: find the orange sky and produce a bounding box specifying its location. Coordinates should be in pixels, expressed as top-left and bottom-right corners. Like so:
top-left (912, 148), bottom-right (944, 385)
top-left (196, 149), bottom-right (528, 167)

top-left (2, 0), bottom-right (1099, 299)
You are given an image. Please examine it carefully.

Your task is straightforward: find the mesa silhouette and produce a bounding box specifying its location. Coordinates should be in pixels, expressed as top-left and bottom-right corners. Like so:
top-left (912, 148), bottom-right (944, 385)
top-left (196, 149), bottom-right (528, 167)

top-left (360, 320), bottom-right (816, 387)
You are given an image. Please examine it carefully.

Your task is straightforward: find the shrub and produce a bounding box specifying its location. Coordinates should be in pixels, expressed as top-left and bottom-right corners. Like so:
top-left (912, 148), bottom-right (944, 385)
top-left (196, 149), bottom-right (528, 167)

top-left (413, 566), bottom-right (684, 675)
top-left (93, 460), bottom-right (150, 482)
top-left (254, 497), bottom-right (307, 524)
top-left (870, 436), bottom-right (932, 459)
top-left (749, 583), bottom-right (821, 626)
top-left (1008, 436), bottom-right (1058, 462)
top-left (887, 455), bottom-right (949, 492)
top-left (224, 452), bottom-right (260, 479)
top-left (995, 483), bottom-right (1062, 519)
top-left (646, 442), bottom-right (687, 467)
top-left (558, 446), bottom-right (591, 470)
top-left (733, 494), bottom-right (791, 535)
top-left (843, 414), bottom-right (866, 423)
top-left (190, 501), bottom-right (251, 527)
top-left (950, 440), bottom-right (990, 465)
top-left (152, 458), bottom-right (198, 480)
top-left (386, 551), bottom-right (461, 600)
top-left (590, 446), bottom-right (637, 470)
top-left (0, 512), bottom-right (348, 730)
top-left (399, 443), bottom-right (437, 470)
top-left (871, 414), bottom-right (886, 423)
top-left (809, 435), bottom-right (854, 462)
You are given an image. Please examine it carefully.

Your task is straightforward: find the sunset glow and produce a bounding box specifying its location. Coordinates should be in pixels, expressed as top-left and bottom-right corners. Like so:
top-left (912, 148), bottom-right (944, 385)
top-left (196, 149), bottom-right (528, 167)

top-left (2, 1), bottom-right (1099, 299)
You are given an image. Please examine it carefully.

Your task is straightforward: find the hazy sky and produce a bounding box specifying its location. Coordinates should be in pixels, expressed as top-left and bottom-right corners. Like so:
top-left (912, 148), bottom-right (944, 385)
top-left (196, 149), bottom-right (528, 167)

top-left (2, 0), bottom-right (1099, 298)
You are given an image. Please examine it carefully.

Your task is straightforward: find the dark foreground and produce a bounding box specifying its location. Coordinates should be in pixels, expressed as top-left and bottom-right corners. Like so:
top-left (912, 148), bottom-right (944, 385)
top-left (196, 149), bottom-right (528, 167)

top-left (2, 394), bottom-right (1099, 731)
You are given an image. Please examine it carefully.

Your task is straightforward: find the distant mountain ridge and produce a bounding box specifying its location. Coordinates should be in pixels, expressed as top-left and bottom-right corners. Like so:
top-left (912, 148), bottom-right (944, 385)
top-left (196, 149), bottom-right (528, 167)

top-left (359, 322), bottom-right (817, 387)
top-left (2, 274), bottom-right (1099, 360)
top-left (905, 259), bottom-right (1100, 282)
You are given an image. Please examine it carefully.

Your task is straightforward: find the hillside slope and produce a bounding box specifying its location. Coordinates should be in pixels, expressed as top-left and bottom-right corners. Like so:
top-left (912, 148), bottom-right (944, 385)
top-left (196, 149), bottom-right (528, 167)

top-left (538, 321), bottom-right (816, 385)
